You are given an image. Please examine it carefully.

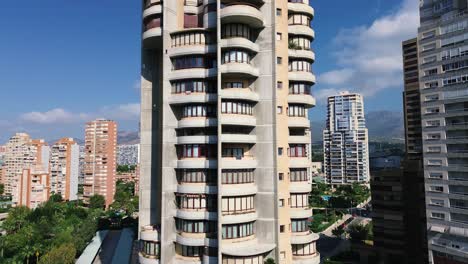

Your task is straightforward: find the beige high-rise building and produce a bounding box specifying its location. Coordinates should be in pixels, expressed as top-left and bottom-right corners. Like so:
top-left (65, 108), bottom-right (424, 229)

top-left (83, 119), bottom-right (117, 208)
top-left (139, 0), bottom-right (319, 263)
top-left (50, 138), bottom-right (80, 201)
top-left (3, 133), bottom-right (50, 205)
top-left (18, 167), bottom-right (50, 209)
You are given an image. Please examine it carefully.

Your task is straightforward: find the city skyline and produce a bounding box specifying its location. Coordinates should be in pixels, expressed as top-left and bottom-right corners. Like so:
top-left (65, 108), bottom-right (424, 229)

top-left (0, 0), bottom-right (418, 143)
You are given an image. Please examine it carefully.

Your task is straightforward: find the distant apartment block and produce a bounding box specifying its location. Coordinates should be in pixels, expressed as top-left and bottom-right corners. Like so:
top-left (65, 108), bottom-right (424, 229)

top-left (323, 92), bottom-right (370, 185)
top-left (83, 119), bottom-right (117, 207)
top-left (50, 138), bottom-right (79, 201)
top-left (117, 144), bottom-right (140, 165)
top-left (418, 0), bottom-right (468, 263)
top-left (18, 167), bottom-right (50, 209)
top-left (78, 145), bottom-right (85, 185)
top-left (116, 165), bottom-right (139, 196)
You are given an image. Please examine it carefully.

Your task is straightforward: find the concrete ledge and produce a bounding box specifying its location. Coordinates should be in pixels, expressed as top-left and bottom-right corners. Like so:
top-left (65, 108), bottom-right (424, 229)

top-left (290, 232), bottom-right (319, 244)
top-left (76, 230), bottom-right (109, 264)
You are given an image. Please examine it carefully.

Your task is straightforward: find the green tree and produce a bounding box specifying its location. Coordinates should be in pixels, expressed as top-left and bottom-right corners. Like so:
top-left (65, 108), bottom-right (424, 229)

top-left (110, 181), bottom-right (138, 216)
top-left (39, 243), bottom-right (76, 264)
top-left (89, 194), bottom-right (106, 210)
top-left (0, 184), bottom-right (4, 195)
top-left (2, 206), bottom-right (31, 233)
top-left (49, 193), bottom-right (63, 203)
top-left (332, 225), bottom-right (345, 238)
top-left (347, 223), bottom-right (371, 242)
top-left (264, 258), bottom-right (276, 264)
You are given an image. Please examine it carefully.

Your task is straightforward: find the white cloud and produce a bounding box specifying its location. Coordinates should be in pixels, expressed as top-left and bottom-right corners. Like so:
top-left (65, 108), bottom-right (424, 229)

top-left (20, 108), bottom-right (88, 124)
top-left (100, 103), bottom-right (140, 120)
top-left (132, 79), bottom-right (141, 91)
top-left (316, 0), bottom-right (419, 100)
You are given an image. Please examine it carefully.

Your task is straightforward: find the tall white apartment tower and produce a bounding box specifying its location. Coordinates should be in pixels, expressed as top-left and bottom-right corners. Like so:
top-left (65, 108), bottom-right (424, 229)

top-left (323, 92), bottom-right (369, 185)
top-left (50, 138), bottom-right (80, 201)
top-left (418, 0), bottom-right (468, 263)
top-left (139, 0), bottom-right (320, 263)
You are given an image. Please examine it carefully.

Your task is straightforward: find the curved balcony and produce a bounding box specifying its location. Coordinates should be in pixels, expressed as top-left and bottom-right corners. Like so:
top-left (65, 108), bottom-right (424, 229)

top-left (139, 253), bottom-right (159, 264)
top-left (289, 182), bottom-right (312, 193)
top-left (221, 114), bottom-right (256, 127)
top-left (222, 211), bottom-right (258, 225)
top-left (289, 49), bottom-right (315, 61)
top-left (177, 158), bottom-right (217, 169)
top-left (289, 157), bottom-right (311, 168)
top-left (220, 88), bottom-right (259, 102)
top-left (178, 118), bottom-right (217, 129)
top-left (288, 2), bottom-right (315, 18)
top-left (222, 157), bottom-right (257, 169)
top-left (289, 71), bottom-right (316, 83)
top-left (291, 232), bottom-right (319, 244)
top-left (220, 63), bottom-right (259, 78)
top-left (220, 134), bottom-right (257, 144)
top-left (184, 4), bottom-right (203, 14)
top-left (177, 184), bottom-right (218, 194)
top-left (143, 27), bottom-right (162, 49)
top-left (288, 94), bottom-right (316, 107)
top-left (289, 25), bottom-right (315, 39)
top-left (288, 117), bottom-right (310, 128)
top-left (290, 208), bottom-right (312, 219)
top-left (204, 11), bottom-right (217, 28)
top-left (169, 93), bottom-right (217, 105)
top-left (176, 233), bottom-right (217, 247)
top-left (203, 256), bottom-right (218, 264)
top-left (143, 5), bottom-right (162, 19)
top-left (221, 38), bottom-right (260, 53)
top-left (169, 68), bottom-right (217, 81)
top-left (177, 135), bottom-right (217, 145)
top-left (222, 238), bottom-right (275, 256)
top-left (141, 226), bottom-right (160, 242)
top-left (168, 45), bottom-right (217, 58)
top-left (293, 254), bottom-right (321, 264)
top-left (176, 209), bottom-right (218, 221)
top-left (222, 183), bottom-right (257, 196)
top-left (288, 135), bottom-right (310, 144)
top-left (221, 5), bottom-right (264, 28)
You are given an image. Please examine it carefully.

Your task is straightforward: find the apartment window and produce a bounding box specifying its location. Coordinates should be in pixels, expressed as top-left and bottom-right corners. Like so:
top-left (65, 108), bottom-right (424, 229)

top-left (441, 32), bottom-right (468, 47)
top-left (428, 159), bottom-right (443, 166)
top-left (424, 68), bottom-right (438, 76)
top-left (289, 60), bottom-right (312, 72)
top-left (279, 199), bottom-right (284, 207)
top-left (277, 106), bottom-right (283, 114)
top-left (221, 169), bottom-right (254, 184)
top-left (140, 241), bottom-right (159, 258)
top-left (277, 81), bottom-right (283, 89)
top-left (222, 23), bottom-right (251, 40)
top-left (222, 222), bottom-right (254, 239)
top-left (429, 172), bottom-right (443, 179)
top-left (289, 83), bottom-right (311, 95)
top-left (290, 168), bottom-right (308, 182)
top-left (422, 43), bottom-right (436, 51)
top-left (180, 144), bottom-right (215, 158)
top-left (222, 256), bottom-right (264, 264)
top-left (427, 146), bottom-right (442, 153)
top-left (426, 120), bottom-right (441, 128)
top-left (427, 133), bottom-right (441, 140)
top-left (224, 82), bottom-right (243, 89)
top-left (175, 244), bottom-right (203, 257)
top-left (289, 36), bottom-right (311, 50)
top-left (429, 186), bottom-right (444, 193)
top-left (277, 33), bottom-right (282, 41)
top-left (183, 105), bottom-right (216, 118)
top-left (277, 57), bottom-right (283, 64)
top-left (171, 31), bottom-right (214, 47)
top-left (288, 105), bottom-right (306, 117)
top-left (422, 30), bottom-right (436, 39)
top-left (221, 101), bottom-right (253, 115)
top-left (291, 219), bottom-right (309, 232)
top-left (175, 219), bottom-right (217, 233)
top-left (423, 55), bottom-right (437, 64)
top-left (222, 195), bottom-right (255, 214)
top-left (431, 212), bottom-right (445, 220)
top-left (288, 14), bottom-right (311, 26)
top-left (177, 169), bottom-right (217, 184)
top-left (289, 144), bottom-right (307, 157)
top-left (280, 225), bottom-right (285, 233)
top-left (290, 193), bottom-right (309, 208)
top-left (430, 199), bottom-right (444, 207)
top-left (443, 60), bottom-right (468, 72)
top-left (222, 147), bottom-right (244, 159)
top-left (425, 94), bottom-right (439, 102)
top-left (424, 81), bottom-right (438, 89)
top-left (276, 8), bottom-right (282, 16)
top-left (280, 251), bottom-right (286, 260)
top-left (173, 80), bottom-right (216, 94)
top-left (173, 56), bottom-right (214, 70)
top-left (279, 173), bottom-right (284, 181)
top-left (222, 50), bottom-right (251, 64)
top-left (292, 242), bottom-right (316, 256)
top-left (425, 107), bottom-right (440, 115)
top-left (440, 20), bottom-right (468, 35)
top-left (175, 194), bottom-right (217, 210)
top-left (442, 45), bottom-right (468, 60)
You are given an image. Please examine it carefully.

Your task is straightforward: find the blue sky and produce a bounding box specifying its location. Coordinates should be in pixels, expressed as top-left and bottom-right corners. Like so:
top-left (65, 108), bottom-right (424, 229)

top-left (0, 0), bottom-right (418, 142)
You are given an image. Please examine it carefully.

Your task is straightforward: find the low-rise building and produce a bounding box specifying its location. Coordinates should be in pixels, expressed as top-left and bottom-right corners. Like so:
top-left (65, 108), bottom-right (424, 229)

top-left (18, 167), bottom-right (50, 209)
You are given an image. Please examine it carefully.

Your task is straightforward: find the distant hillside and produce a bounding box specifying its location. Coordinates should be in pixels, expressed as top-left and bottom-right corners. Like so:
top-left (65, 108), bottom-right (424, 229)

top-left (117, 131), bottom-right (140, 145)
top-left (311, 111), bottom-right (404, 142)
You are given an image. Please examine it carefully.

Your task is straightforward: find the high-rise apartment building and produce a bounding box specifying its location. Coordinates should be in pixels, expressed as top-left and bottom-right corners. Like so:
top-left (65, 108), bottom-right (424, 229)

top-left (139, 0), bottom-right (319, 263)
top-left (50, 138), bottom-right (79, 201)
top-left (418, 1), bottom-right (468, 263)
top-left (18, 167), bottom-right (50, 209)
top-left (83, 119), bottom-right (117, 208)
top-left (323, 92), bottom-right (370, 185)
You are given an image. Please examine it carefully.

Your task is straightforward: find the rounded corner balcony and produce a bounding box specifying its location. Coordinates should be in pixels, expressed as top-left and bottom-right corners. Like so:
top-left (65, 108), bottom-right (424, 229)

top-left (289, 25), bottom-right (315, 40)
top-left (176, 233), bottom-right (217, 248)
top-left (177, 184), bottom-right (218, 195)
top-left (139, 253), bottom-right (160, 264)
top-left (177, 158), bottom-right (217, 169)
top-left (293, 253), bottom-right (320, 264)
top-left (220, 88), bottom-right (259, 102)
top-left (289, 157), bottom-right (311, 168)
top-left (141, 225), bottom-right (161, 242)
top-left (289, 181), bottom-right (312, 193)
top-left (221, 4), bottom-right (264, 29)
top-left (177, 135), bottom-right (218, 145)
top-left (222, 211), bottom-right (258, 225)
top-left (222, 239), bottom-right (275, 257)
top-left (221, 114), bottom-right (256, 127)
top-left (288, 117), bottom-right (310, 128)
top-left (289, 71), bottom-right (316, 84)
top-left (220, 134), bottom-right (257, 144)
top-left (288, 94), bottom-right (316, 107)
top-left (288, 2), bottom-right (315, 18)
top-left (176, 209), bottom-right (218, 221)
top-left (178, 117), bottom-right (218, 129)
top-left (221, 38), bottom-right (260, 54)
top-left (143, 3), bottom-right (162, 20)
top-left (169, 68), bottom-right (217, 81)
top-left (220, 63), bottom-right (259, 78)
top-left (222, 183), bottom-right (257, 196)
top-left (291, 232), bottom-right (319, 245)
top-left (288, 135), bottom-right (310, 144)
top-left (290, 207), bottom-right (313, 219)
top-left (221, 156), bottom-right (258, 170)
top-left (288, 48), bottom-right (315, 62)
top-left (168, 45), bottom-right (217, 58)
top-left (169, 93), bottom-right (217, 105)
top-left (143, 27), bottom-right (162, 49)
